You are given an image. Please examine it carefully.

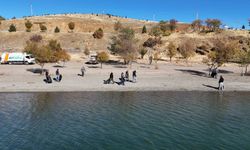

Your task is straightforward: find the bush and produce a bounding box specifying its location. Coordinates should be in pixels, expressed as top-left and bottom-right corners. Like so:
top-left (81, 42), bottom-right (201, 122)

top-left (142, 25), bottom-right (147, 34)
top-left (84, 48), bottom-right (90, 56)
top-left (93, 28), bottom-right (104, 39)
top-left (97, 51), bottom-right (109, 68)
top-left (8, 24), bottom-right (16, 32)
top-left (39, 24), bottom-right (47, 32)
top-left (54, 26), bottom-right (60, 33)
top-left (114, 21), bottom-right (123, 31)
top-left (68, 22), bottom-right (75, 32)
top-left (139, 48), bottom-right (148, 59)
top-left (25, 20), bottom-right (33, 32)
top-left (30, 35), bottom-right (42, 43)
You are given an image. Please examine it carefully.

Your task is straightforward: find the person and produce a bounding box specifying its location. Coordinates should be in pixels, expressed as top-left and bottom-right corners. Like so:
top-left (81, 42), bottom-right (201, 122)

top-left (56, 69), bottom-right (60, 81)
top-left (109, 72), bottom-right (114, 84)
top-left (132, 70), bottom-right (137, 83)
top-left (211, 68), bottom-right (218, 79)
top-left (218, 75), bottom-right (224, 90)
top-left (149, 56), bottom-right (153, 65)
top-left (81, 66), bottom-right (86, 77)
top-left (119, 72), bottom-right (125, 85)
top-left (125, 70), bottom-right (129, 81)
top-left (45, 71), bottom-right (52, 83)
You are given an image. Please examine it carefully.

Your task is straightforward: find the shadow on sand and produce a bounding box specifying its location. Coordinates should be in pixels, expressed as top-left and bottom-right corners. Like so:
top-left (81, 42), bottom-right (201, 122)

top-left (202, 84), bottom-right (219, 90)
top-left (27, 68), bottom-right (48, 74)
top-left (176, 69), bottom-right (208, 77)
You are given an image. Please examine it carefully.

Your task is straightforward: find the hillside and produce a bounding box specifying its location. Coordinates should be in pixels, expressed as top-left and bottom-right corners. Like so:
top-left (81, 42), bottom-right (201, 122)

top-left (0, 14), bottom-right (249, 60)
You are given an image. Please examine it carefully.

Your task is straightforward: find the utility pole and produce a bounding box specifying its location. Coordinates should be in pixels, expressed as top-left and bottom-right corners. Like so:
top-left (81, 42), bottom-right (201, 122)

top-left (30, 4), bottom-right (33, 16)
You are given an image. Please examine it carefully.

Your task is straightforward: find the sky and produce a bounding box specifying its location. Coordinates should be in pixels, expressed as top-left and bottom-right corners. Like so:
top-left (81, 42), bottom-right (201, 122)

top-left (0, 0), bottom-right (249, 28)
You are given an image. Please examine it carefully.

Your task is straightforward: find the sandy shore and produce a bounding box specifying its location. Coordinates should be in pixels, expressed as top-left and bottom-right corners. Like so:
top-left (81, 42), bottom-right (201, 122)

top-left (0, 60), bottom-right (250, 92)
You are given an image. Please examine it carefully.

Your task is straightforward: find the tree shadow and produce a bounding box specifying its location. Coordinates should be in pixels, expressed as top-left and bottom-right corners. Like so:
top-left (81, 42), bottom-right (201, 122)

top-left (27, 68), bottom-right (48, 74)
top-left (202, 84), bottom-right (219, 90)
top-left (87, 66), bottom-right (99, 68)
top-left (176, 69), bottom-right (208, 77)
top-left (53, 65), bottom-right (65, 68)
top-left (203, 69), bottom-right (234, 74)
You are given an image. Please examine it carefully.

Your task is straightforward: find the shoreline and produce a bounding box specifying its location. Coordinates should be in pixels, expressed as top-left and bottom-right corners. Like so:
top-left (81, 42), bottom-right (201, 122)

top-left (1, 61), bottom-right (250, 93)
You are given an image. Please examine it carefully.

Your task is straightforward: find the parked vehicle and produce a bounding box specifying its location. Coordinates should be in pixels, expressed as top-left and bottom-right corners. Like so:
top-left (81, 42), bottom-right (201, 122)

top-left (0, 52), bottom-right (35, 64)
top-left (86, 52), bottom-right (98, 64)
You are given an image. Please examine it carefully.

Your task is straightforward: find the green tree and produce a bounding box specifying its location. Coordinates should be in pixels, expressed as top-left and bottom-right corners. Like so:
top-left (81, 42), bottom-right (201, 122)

top-left (25, 20), bottom-right (33, 32)
top-left (68, 22), bottom-right (75, 32)
top-left (8, 24), bottom-right (16, 32)
top-left (205, 19), bottom-right (222, 32)
top-left (167, 42), bottom-right (177, 62)
top-left (93, 28), bottom-right (104, 39)
top-left (142, 25), bottom-right (147, 34)
top-left (39, 24), bottom-right (47, 32)
top-left (97, 51), bottom-right (109, 68)
top-left (108, 27), bottom-right (138, 64)
top-left (54, 26), bottom-right (60, 33)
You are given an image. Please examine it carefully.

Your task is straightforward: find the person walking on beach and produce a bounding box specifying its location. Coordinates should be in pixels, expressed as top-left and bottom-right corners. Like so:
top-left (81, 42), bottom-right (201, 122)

top-left (81, 65), bottom-right (86, 77)
top-left (132, 70), bottom-right (137, 83)
top-left (218, 75), bottom-right (224, 90)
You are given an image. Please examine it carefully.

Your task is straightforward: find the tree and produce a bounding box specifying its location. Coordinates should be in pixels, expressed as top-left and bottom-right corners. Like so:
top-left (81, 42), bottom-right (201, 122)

top-left (114, 21), bottom-right (123, 31)
top-left (153, 52), bottom-right (161, 69)
top-left (150, 26), bottom-right (162, 37)
top-left (191, 19), bottom-right (203, 32)
top-left (242, 25), bottom-right (245, 30)
top-left (39, 24), bottom-right (47, 32)
top-left (68, 22), bottom-right (75, 32)
top-left (169, 19), bottom-right (177, 32)
top-left (108, 27), bottom-right (138, 64)
top-left (205, 19), bottom-right (222, 32)
top-left (54, 26), bottom-right (60, 33)
top-left (8, 24), bottom-right (16, 32)
top-left (25, 20), bottom-right (33, 32)
top-left (142, 25), bottom-right (147, 34)
top-left (24, 38), bottom-right (71, 72)
top-left (159, 20), bottom-right (169, 33)
top-left (97, 51), bottom-right (109, 68)
top-left (139, 48), bottom-right (148, 59)
top-left (179, 39), bottom-right (196, 63)
top-left (167, 42), bottom-right (177, 62)
top-left (204, 39), bottom-right (238, 75)
top-left (93, 28), bottom-right (104, 39)
top-left (143, 37), bottom-right (162, 48)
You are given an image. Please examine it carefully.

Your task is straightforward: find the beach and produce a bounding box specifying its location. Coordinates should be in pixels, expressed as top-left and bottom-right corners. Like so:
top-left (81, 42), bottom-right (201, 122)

top-left (0, 60), bottom-right (249, 92)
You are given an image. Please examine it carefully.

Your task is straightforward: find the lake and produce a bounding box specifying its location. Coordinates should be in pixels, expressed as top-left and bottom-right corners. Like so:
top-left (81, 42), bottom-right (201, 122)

top-left (0, 92), bottom-right (250, 150)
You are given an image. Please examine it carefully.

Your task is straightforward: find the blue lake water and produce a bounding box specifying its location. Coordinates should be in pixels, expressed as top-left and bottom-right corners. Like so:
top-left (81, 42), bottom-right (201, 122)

top-left (0, 92), bottom-right (250, 150)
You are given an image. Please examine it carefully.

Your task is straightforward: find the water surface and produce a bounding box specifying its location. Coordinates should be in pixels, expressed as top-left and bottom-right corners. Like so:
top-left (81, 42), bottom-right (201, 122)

top-left (0, 92), bottom-right (250, 150)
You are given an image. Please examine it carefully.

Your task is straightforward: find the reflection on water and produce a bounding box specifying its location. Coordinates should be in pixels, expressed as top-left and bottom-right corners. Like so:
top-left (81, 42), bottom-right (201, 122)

top-left (0, 92), bottom-right (250, 150)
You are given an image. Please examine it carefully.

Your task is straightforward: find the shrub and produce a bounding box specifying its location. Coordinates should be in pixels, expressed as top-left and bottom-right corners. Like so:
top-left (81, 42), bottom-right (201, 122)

top-left (54, 26), bottom-right (60, 33)
top-left (8, 24), bottom-right (16, 32)
top-left (114, 21), bottom-right (123, 31)
top-left (139, 48), bottom-right (148, 59)
top-left (93, 28), bottom-right (104, 39)
top-left (68, 22), bottom-right (75, 32)
top-left (97, 51), bottom-right (109, 68)
top-left (30, 34), bottom-right (42, 43)
top-left (25, 20), bottom-right (33, 32)
top-left (142, 25), bottom-right (147, 34)
top-left (39, 24), bottom-right (47, 32)
top-left (84, 48), bottom-right (90, 56)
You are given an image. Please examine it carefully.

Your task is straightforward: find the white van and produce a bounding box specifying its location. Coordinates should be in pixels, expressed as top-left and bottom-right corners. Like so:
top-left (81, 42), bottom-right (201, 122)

top-left (0, 52), bottom-right (35, 64)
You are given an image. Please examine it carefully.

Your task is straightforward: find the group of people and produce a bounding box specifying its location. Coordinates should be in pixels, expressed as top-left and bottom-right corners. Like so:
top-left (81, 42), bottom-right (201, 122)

top-left (44, 69), bottom-right (62, 84)
top-left (104, 70), bottom-right (137, 85)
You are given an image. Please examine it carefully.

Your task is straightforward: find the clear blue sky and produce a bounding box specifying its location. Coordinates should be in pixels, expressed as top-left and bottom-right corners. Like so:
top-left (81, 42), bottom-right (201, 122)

top-left (0, 0), bottom-right (249, 28)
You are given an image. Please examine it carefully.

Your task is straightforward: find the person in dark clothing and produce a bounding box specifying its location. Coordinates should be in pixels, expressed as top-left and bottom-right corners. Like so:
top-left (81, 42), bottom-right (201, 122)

top-left (109, 72), bottom-right (114, 84)
top-left (125, 70), bottom-right (129, 81)
top-left (218, 75), bottom-right (224, 90)
top-left (81, 66), bottom-right (86, 77)
top-left (55, 69), bottom-right (60, 81)
top-left (211, 68), bottom-right (218, 79)
top-left (119, 72), bottom-right (125, 85)
top-left (45, 71), bottom-right (52, 83)
top-left (132, 70), bottom-right (137, 83)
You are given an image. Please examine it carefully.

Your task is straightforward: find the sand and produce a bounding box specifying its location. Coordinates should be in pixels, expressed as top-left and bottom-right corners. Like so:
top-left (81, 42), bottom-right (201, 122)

top-left (0, 60), bottom-right (250, 92)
